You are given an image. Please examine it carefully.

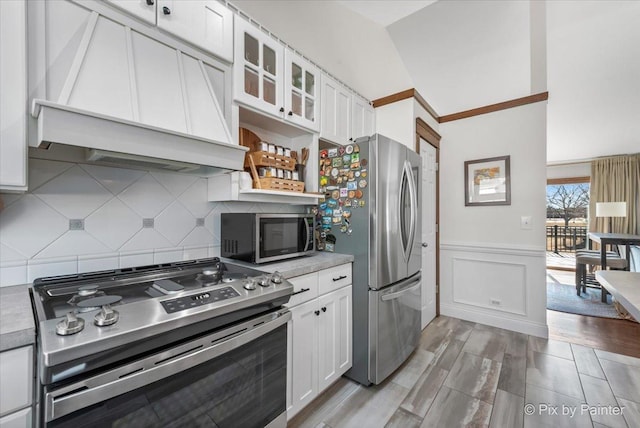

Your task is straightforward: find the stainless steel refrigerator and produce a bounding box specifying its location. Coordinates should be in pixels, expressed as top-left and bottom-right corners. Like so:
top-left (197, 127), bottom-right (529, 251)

top-left (317, 134), bottom-right (422, 385)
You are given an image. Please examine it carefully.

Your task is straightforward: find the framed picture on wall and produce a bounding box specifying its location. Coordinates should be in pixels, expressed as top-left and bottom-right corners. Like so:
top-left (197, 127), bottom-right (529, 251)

top-left (464, 155), bottom-right (511, 206)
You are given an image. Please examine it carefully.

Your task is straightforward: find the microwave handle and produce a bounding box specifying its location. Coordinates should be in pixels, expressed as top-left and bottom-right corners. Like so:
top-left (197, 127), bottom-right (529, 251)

top-left (304, 217), bottom-right (312, 251)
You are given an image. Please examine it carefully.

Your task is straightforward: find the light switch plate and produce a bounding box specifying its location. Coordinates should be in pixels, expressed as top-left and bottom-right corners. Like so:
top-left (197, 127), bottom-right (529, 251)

top-left (521, 216), bottom-right (532, 230)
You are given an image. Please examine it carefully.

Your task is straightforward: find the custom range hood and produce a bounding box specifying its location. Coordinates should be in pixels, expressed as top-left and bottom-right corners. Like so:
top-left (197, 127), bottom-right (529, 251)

top-left (29, 1), bottom-right (246, 172)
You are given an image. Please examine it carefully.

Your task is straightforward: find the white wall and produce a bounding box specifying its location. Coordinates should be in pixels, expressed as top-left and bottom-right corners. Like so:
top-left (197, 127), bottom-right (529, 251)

top-left (439, 102), bottom-right (548, 337)
top-left (375, 99), bottom-right (414, 149)
top-left (0, 159), bottom-right (302, 287)
top-left (231, 0), bottom-right (413, 100)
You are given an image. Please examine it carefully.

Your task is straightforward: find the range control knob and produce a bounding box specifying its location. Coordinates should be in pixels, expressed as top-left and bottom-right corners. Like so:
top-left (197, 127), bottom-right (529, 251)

top-left (94, 305), bottom-right (119, 327)
top-left (257, 276), bottom-right (270, 287)
top-left (270, 272), bottom-right (283, 284)
top-left (243, 279), bottom-right (257, 290)
top-left (56, 312), bottom-right (85, 336)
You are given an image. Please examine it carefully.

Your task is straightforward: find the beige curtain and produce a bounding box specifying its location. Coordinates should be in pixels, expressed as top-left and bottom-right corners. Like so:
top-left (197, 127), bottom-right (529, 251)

top-left (589, 153), bottom-right (640, 234)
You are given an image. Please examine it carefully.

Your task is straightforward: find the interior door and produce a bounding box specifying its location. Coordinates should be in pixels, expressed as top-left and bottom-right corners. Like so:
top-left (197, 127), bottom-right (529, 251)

top-left (420, 138), bottom-right (437, 327)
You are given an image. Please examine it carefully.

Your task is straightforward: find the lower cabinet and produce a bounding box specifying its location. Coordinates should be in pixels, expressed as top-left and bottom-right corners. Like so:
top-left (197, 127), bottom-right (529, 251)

top-left (0, 345), bottom-right (33, 427)
top-left (286, 263), bottom-right (352, 420)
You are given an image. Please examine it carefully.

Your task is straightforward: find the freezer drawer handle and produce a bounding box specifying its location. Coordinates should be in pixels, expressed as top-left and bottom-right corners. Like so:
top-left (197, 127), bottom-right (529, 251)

top-left (291, 288), bottom-right (310, 296)
top-left (333, 275), bottom-right (347, 282)
top-left (381, 281), bottom-right (420, 302)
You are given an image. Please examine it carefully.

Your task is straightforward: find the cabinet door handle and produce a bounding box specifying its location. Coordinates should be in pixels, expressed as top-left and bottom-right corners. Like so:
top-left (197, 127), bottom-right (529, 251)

top-left (288, 111), bottom-right (293, 116)
top-left (333, 275), bottom-right (347, 282)
top-left (146, 0), bottom-right (154, 5)
top-left (291, 288), bottom-right (310, 296)
top-left (321, 307), bottom-right (327, 312)
top-left (279, 107), bottom-right (285, 113)
top-left (163, 6), bottom-right (171, 15)
top-left (349, 138), bottom-right (353, 141)
top-left (314, 310), bottom-right (320, 316)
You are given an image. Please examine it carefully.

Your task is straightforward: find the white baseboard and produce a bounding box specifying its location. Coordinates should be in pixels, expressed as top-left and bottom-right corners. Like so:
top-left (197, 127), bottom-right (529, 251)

top-left (441, 303), bottom-right (548, 338)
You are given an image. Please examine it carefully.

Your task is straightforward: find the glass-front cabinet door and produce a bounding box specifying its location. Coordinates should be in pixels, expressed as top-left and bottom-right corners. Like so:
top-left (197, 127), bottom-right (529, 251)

top-left (284, 51), bottom-right (319, 131)
top-left (234, 16), bottom-right (284, 118)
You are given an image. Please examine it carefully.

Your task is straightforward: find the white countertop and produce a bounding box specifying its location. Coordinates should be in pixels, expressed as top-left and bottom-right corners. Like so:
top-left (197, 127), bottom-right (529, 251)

top-left (596, 271), bottom-right (640, 321)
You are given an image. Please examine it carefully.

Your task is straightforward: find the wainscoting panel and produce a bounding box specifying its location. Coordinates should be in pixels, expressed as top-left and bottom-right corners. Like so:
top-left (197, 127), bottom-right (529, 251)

top-left (452, 258), bottom-right (527, 315)
top-left (440, 242), bottom-right (547, 338)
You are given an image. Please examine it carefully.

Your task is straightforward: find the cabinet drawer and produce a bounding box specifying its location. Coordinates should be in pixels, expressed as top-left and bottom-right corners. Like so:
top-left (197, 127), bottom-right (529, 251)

top-left (0, 407), bottom-right (32, 428)
top-left (284, 272), bottom-right (319, 307)
top-left (318, 263), bottom-right (352, 295)
top-left (0, 346), bottom-right (33, 416)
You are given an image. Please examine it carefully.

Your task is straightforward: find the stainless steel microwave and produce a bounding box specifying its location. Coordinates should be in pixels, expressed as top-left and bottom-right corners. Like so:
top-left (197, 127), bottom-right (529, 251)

top-left (221, 213), bottom-right (314, 263)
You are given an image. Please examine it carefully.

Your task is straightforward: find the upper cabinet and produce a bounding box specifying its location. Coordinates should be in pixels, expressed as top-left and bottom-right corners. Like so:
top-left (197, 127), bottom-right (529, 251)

top-left (157, 0), bottom-right (233, 63)
top-left (284, 51), bottom-right (319, 132)
top-left (103, 0), bottom-right (233, 62)
top-left (103, 0), bottom-right (156, 25)
top-left (320, 74), bottom-right (351, 145)
top-left (352, 94), bottom-right (375, 142)
top-left (320, 74), bottom-right (374, 145)
top-left (0, 0), bottom-right (27, 191)
top-left (234, 16), bottom-right (319, 132)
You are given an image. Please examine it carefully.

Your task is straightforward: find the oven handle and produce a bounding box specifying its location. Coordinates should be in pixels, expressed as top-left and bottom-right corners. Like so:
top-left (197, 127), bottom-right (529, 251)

top-left (45, 310), bottom-right (291, 423)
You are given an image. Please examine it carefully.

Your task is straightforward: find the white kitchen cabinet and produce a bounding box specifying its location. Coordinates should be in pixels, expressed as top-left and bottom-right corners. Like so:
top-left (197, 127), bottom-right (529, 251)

top-left (103, 0), bottom-right (156, 25)
top-left (0, 0), bottom-right (27, 191)
top-left (234, 17), bottom-right (320, 132)
top-left (284, 50), bottom-right (319, 132)
top-left (0, 346), bottom-right (33, 418)
top-left (103, 0), bottom-right (233, 62)
top-left (317, 285), bottom-right (352, 392)
top-left (351, 93), bottom-right (375, 141)
top-left (320, 74), bottom-right (351, 145)
top-left (320, 73), bottom-right (374, 145)
top-left (289, 298), bottom-right (320, 416)
top-left (157, 0), bottom-right (233, 62)
top-left (234, 16), bottom-right (284, 118)
top-left (286, 264), bottom-right (353, 420)
top-left (0, 408), bottom-right (32, 428)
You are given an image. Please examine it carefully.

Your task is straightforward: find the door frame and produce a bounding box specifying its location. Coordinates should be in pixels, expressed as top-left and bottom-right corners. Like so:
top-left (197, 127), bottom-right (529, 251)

top-left (416, 118), bottom-right (441, 315)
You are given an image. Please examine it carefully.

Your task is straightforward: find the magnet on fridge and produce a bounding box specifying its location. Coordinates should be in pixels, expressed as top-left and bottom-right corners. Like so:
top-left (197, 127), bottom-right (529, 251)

top-left (347, 182), bottom-right (357, 191)
top-left (346, 228), bottom-right (353, 235)
top-left (338, 146), bottom-right (346, 155)
top-left (340, 188), bottom-right (348, 197)
top-left (345, 145), bottom-right (354, 154)
top-left (355, 189), bottom-right (363, 199)
top-left (359, 179), bottom-right (367, 188)
top-left (319, 202), bottom-right (327, 209)
top-left (351, 153), bottom-right (360, 163)
top-left (359, 200), bottom-right (366, 207)
top-left (340, 224), bottom-right (348, 233)
top-left (327, 199), bottom-right (338, 208)
top-left (344, 199), bottom-right (352, 207)
top-left (353, 144), bottom-right (360, 153)
top-left (350, 162), bottom-right (360, 170)
top-left (361, 159), bottom-right (368, 167)
top-left (328, 148), bottom-right (338, 158)
top-left (322, 217), bottom-right (332, 225)
top-left (343, 154), bottom-right (351, 163)
top-left (320, 177), bottom-right (328, 186)
top-left (332, 158), bottom-right (343, 167)
top-left (320, 150), bottom-right (328, 158)
top-left (325, 243), bottom-right (335, 252)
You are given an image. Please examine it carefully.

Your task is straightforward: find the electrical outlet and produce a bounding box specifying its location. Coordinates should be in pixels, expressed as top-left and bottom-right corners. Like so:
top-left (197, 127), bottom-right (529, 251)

top-left (490, 298), bottom-right (501, 306)
top-left (521, 216), bottom-right (532, 230)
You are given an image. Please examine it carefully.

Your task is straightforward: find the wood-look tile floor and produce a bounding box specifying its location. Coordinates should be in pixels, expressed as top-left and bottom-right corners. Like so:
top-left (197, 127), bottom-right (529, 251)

top-left (288, 316), bottom-right (640, 428)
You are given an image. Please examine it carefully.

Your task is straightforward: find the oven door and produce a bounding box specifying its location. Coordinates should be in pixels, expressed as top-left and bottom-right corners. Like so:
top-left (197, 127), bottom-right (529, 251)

top-left (256, 215), bottom-right (313, 263)
top-left (43, 310), bottom-right (290, 428)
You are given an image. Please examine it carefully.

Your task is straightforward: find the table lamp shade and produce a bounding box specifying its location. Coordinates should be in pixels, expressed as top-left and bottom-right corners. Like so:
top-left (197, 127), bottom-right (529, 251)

top-left (596, 202), bottom-right (627, 218)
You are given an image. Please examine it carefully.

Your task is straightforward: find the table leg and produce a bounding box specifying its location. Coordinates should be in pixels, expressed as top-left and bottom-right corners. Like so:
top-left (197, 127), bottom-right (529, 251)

top-left (601, 244), bottom-right (608, 303)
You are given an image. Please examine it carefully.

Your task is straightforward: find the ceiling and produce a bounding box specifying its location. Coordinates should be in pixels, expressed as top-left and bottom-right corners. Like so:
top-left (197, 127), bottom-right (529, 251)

top-left (336, 0), bottom-right (438, 26)
top-left (340, 0), bottom-right (640, 164)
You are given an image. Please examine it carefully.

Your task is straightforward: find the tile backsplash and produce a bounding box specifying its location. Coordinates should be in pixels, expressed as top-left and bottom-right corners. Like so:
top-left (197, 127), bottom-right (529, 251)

top-left (0, 159), bottom-right (305, 287)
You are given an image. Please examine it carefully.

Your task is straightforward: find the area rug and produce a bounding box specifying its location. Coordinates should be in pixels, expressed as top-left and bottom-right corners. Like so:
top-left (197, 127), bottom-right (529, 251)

top-left (546, 281), bottom-right (622, 319)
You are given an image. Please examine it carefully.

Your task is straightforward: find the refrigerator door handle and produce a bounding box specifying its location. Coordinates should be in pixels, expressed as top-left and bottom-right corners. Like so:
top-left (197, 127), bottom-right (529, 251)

top-left (402, 161), bottom-right (417, 260)
top-left (380, 279), bottom-right (421, 301)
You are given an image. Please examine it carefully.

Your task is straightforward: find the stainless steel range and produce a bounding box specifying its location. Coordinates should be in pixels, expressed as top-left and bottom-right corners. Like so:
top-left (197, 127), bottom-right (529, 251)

top-left (30, 257), bottom-right (292, 428)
